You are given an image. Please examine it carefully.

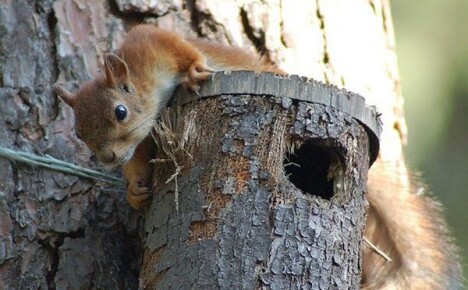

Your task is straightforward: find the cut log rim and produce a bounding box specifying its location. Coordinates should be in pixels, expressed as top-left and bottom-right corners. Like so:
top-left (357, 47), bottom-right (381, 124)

top-left (172, 71), bottom-right (381, 165)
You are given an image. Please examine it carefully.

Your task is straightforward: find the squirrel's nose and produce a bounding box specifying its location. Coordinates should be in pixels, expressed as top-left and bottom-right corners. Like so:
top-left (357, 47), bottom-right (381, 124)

top-left (97, 150), bottom-right (116, 163)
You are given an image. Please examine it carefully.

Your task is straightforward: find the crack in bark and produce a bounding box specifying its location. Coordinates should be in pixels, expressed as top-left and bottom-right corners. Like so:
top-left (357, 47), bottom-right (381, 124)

top-left (107, 0), bottom-right (159, 24)
top-left (186, 0), bottom-right (203, 36)
top-left (140, 245), bottom-right (168, 288)
top-left (47, 8), bottom-right (58, 87)
top-left (381, 1), bottom-right (389, 35)
top-left (369, 1), bottom-right (377, 14)
top-left (188, 2), bottom-right (223, 39)
top-left (45, 240), bottom-right (59, 290)
top-left (40, 228), bottom-right (85, 289)
top-left (239, 7), bottom-right (270, 60)
top-left (278, 0), bottom-right (289, 48)
top-left (44, 7), bottom-right (61, 125)
top-left (315, 0), bottom-right (332, 84)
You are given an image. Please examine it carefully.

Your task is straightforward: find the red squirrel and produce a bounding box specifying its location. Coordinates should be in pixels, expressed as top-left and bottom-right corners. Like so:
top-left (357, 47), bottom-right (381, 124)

top-left (54, 24), bottom-right (460, 289)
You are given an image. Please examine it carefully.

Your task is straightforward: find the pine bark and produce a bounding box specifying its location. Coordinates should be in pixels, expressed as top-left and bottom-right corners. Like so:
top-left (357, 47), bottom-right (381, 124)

top-left (0, 1), bottom-right (139, 289)
top-left (0, 1), bottom-right (403, 289)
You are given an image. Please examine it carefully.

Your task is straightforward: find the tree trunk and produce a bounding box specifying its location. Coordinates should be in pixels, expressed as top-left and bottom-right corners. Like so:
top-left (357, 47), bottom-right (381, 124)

top-left (0, 1), bottom-right (140, 289)
top-left (0, 0), bottom-right (404, 289)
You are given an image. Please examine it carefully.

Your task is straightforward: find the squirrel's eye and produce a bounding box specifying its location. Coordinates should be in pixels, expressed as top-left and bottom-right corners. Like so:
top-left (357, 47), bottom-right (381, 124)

top-left (115, 105), bottom-right (127, 122)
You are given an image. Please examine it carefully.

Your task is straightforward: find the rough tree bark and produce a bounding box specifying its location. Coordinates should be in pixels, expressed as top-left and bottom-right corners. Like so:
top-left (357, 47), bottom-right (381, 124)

top-left (141, 71), bottom-right (380, 289)
top-left (0, 1), bottom-right (140, 289)
top-left (0, 0), bottom-right (404, 289)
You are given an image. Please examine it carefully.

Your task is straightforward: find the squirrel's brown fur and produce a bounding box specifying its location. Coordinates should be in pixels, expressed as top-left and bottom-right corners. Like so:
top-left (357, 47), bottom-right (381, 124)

top-left (362, 160), bottom-right (461, 289)
top-left (54, 24), bottom-right (461, 289)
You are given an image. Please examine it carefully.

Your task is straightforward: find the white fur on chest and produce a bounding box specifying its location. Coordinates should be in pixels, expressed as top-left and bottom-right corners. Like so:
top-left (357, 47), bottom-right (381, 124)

top-left (148, 68), bottom-right (181, 112)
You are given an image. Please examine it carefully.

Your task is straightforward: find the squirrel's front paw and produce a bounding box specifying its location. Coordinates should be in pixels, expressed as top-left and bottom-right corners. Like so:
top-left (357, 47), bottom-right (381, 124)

top-left (127, 178), bottom-right (150, 210)
top-left (183, 61), bottom-right (214, 92)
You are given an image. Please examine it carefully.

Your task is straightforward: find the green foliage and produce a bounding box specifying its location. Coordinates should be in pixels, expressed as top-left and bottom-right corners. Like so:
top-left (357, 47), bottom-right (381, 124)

top-left (393, 0), bottom-right (468, 280)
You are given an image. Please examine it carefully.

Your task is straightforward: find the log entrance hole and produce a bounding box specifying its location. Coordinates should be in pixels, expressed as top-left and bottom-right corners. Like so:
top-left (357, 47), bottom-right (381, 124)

top-left (284, 141), bottom-right (341, 200)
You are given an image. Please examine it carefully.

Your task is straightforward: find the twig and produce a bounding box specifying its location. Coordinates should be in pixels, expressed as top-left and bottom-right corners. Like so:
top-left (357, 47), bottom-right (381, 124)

top-left (363, 237), bottom-right (393, 263)
top-left (165, 165), bottom-right (181, 213)
top-left (283, 161), bottom-right (301, 168)
top-left (0, 147), bottom-right (124, 187)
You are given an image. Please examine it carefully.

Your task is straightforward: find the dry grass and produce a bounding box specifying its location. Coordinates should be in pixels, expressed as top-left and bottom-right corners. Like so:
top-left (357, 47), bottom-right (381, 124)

top-left (152, 108), bottom-right (194, 212)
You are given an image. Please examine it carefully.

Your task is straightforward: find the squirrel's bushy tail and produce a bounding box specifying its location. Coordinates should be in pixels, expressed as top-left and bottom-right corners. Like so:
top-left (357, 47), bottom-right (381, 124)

top-left (362, 161), bottom-right (462, 290)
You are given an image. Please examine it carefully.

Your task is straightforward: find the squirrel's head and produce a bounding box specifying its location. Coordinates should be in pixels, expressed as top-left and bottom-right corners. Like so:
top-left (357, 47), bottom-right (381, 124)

top-left (54, 53), bottom-right (156, 166)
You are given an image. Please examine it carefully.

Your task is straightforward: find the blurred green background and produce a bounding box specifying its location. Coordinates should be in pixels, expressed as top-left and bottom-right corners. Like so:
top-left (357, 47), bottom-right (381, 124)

top-left (392, 0), bottom-right (468, 280)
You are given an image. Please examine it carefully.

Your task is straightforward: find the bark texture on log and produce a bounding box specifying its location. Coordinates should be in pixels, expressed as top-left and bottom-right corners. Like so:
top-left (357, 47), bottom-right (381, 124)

top-left (141, 72), bottom-right (374, 289)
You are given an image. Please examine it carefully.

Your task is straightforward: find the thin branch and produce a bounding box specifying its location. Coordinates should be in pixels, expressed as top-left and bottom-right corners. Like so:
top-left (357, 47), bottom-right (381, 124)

top-left (0, 147), bottom-right (124, 187)
top-left (363, 237), bottom-right (393, 263)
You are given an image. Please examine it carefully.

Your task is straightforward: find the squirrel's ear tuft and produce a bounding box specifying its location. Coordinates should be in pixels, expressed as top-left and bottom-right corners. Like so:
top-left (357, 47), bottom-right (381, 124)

top-left (104, 53), bottom-right (130, 87)
top-left (54, 84), bottom-right (76, 107)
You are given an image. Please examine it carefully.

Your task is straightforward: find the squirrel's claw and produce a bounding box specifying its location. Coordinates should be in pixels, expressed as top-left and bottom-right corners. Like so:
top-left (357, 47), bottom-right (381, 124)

top-left (182, 61), bottom-right (214, 94)
top-left (127, 180), bottom-right (150, 210)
